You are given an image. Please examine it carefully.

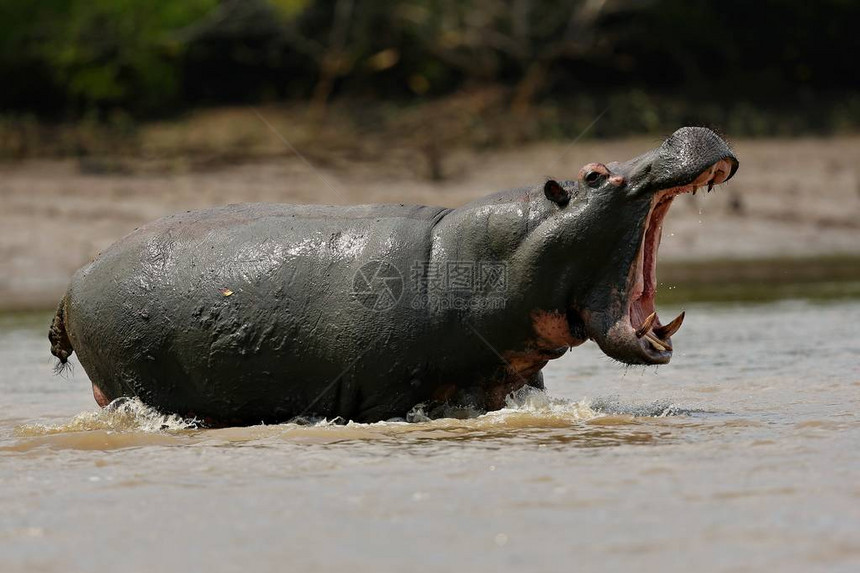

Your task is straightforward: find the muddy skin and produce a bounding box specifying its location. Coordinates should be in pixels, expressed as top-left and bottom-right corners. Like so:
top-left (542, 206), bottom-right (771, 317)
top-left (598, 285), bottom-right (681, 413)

top-left (50, 127), bottom-right (738, 425)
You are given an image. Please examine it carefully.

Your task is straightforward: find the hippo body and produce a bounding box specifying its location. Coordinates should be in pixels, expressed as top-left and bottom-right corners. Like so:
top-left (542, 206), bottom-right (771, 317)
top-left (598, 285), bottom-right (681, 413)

top-left (50, 127), bottom-right (738, 424)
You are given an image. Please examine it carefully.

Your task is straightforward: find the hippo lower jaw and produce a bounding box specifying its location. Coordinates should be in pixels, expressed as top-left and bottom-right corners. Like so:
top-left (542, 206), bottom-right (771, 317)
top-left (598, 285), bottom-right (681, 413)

top-left (586, 158), bottom-right (736, 365)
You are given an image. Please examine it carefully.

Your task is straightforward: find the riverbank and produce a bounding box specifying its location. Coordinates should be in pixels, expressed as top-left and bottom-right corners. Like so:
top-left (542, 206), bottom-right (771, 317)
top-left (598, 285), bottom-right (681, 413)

top-left (1, 134), bottom-right (858, 311)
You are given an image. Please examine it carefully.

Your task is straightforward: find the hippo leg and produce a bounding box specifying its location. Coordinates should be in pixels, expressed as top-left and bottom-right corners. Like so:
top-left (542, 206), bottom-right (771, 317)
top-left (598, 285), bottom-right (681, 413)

top-left (482, 370), bottom-right (545, 410)
top-left (526, 371), bottom-right (545, 390)
top-left (92, 384), bottom-right (112, 408)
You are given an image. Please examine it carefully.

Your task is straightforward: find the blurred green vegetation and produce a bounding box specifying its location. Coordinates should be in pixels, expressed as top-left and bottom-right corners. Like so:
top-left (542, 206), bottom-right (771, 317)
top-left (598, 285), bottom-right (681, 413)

top-left (0, 1), bottom-right (218, 113)
top-left (1, 0), bottom-right (858, 145)
top-left (658, 256), bottom-right (860, 304)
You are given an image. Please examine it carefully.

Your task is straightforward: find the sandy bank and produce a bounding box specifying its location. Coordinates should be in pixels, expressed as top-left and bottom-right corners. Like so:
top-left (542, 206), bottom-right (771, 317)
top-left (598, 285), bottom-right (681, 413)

top-left (1, 136), bottom-right (858, 311)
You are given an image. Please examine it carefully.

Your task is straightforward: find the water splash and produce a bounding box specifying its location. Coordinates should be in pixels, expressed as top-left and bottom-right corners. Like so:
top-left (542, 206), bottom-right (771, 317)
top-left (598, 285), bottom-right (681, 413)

top-left (401, 387), bottom-right (601, 427)
top-left (15, 397), bottom-right (198, 437)
top-left (588, 394), bottom-right (691, 417)
top-left (13, 389), bottom-right (690, 445)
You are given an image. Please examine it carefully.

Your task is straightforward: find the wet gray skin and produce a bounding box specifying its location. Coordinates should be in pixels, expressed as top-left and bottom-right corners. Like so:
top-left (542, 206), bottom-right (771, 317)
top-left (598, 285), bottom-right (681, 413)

top-left (49, 127), bottom-right (738, 425)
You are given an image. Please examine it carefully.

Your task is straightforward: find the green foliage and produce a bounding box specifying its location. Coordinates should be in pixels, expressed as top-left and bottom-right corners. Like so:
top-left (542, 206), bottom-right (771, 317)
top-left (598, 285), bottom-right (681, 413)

top-left (0, 0), bottom-right (217, 114)
top-left (0, 0), bottom-right (857, 135)
top-left (53, 0), bottom-right (217, 111)
top-left (270, 0), bottom-right (313, 19)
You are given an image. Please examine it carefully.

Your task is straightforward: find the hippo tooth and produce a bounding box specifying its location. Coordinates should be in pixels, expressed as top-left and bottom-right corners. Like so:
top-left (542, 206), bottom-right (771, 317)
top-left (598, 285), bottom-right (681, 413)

top-left (654, 311), bottom-right (685, 340)
top-left (643, 332), bottom-right (669, 352)
top-left (635, 312), bottom-right (658, 338)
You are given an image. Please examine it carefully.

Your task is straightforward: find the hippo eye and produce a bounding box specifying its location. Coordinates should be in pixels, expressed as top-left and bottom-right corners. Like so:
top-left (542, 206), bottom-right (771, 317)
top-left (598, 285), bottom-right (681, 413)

top-left (584, 171), bottom-right (602, 185)
top-left (578, 163), bottom-right (611, 188)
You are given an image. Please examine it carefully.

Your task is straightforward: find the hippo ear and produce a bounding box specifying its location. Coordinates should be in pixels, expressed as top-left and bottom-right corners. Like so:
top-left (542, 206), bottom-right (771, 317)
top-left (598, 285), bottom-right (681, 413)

top-left (544, 180), bottom-right (570, 207)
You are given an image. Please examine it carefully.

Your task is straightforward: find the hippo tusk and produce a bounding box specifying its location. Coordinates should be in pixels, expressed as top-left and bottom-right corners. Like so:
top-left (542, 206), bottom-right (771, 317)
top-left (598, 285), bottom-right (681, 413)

top-left (635, 312), bottom-right (657, 338)
top-left (643, 332), bottom-right (669, 352)
top-left (654, 311), bottom-right (685, 340)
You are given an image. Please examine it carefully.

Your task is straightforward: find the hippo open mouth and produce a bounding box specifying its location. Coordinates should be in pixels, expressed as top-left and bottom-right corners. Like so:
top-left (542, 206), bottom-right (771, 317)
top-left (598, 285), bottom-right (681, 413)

top-left (572, 127), bottom-right (739, 366)
top-left (625, 158), bottom-right (736, 361)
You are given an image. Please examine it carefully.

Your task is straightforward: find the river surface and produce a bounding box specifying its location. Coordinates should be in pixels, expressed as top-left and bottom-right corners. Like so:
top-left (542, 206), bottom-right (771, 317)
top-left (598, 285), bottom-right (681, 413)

top-left (1, 299), bottom-right (859, 572)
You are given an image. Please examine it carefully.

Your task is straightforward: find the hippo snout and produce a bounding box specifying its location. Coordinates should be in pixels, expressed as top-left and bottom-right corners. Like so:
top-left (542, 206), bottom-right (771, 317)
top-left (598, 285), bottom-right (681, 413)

top-left (648, 127), bottom-right (739, 191)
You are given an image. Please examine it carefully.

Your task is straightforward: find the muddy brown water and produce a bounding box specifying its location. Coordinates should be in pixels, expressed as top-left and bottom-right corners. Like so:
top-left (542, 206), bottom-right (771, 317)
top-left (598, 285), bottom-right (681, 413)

top-left (1, 298), bottom-right (859, 572)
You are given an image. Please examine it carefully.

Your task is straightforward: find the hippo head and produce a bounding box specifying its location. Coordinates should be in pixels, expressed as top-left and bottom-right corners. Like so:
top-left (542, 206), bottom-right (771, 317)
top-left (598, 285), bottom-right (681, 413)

top-left (532, 127), bottom-right (738, 365)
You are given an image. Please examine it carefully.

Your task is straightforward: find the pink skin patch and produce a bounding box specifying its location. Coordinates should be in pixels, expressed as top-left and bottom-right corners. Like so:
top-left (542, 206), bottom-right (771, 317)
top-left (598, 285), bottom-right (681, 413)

top-left (530, 310), bottom-right (586, 348)
top-left (480, 310), bottom-right (589, 409)
top-left (502, 310), bottom-right (585, 376)
top-left (92, 384), bottom-right (111, 408)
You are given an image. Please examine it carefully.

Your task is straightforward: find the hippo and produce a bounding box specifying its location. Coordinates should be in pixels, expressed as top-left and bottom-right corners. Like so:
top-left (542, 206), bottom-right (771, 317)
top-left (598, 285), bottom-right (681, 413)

top-left (49, 127), bottom-right (738, 425)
